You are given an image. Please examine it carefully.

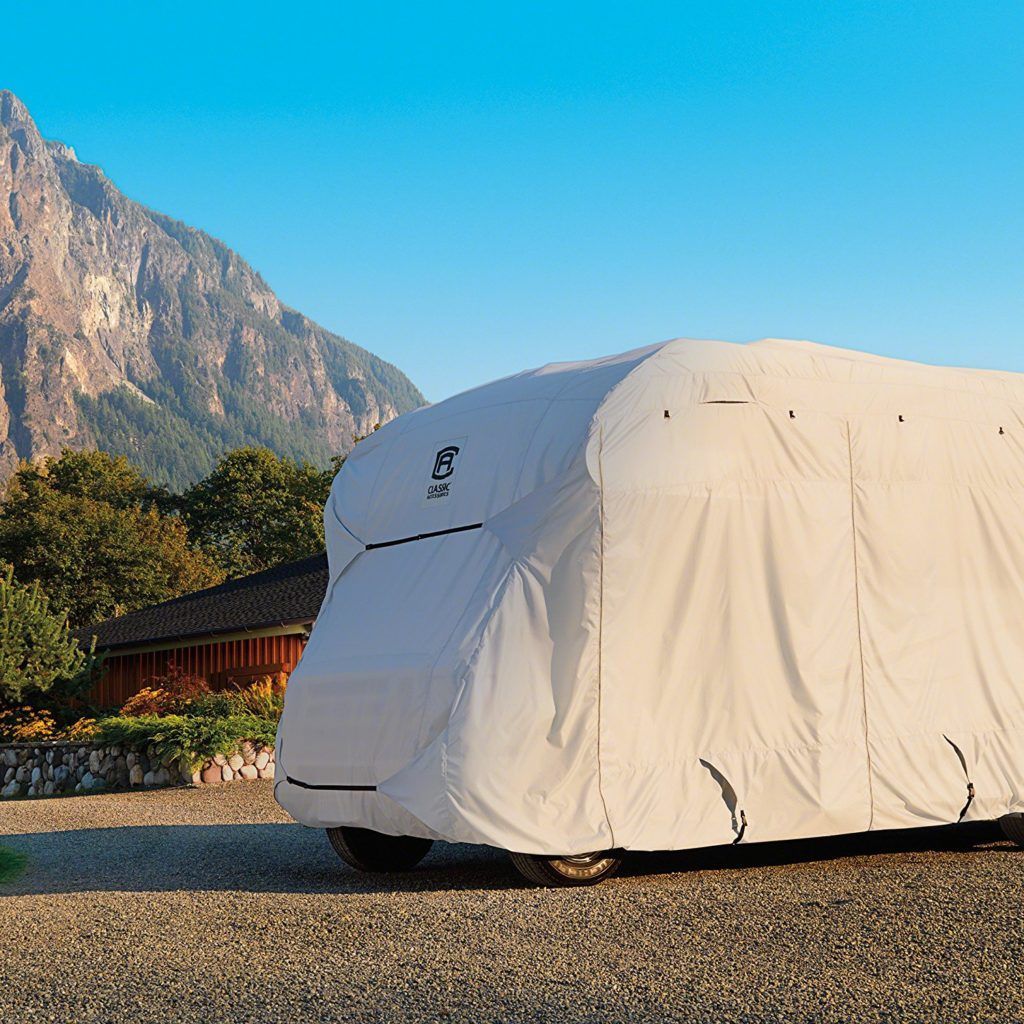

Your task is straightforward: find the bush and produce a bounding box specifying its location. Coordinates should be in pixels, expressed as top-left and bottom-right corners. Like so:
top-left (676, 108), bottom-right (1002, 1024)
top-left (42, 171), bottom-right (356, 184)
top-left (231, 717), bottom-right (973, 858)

top-left (185, 691), bottom-right (240, 718)
top-left (0, 707), bottom-right (100, 743)
top-left (63, 717), bottom-right (98, 741)
top-left (232, 676), bottom-right (285, 720)
top-left (119, 674), bottom-right (286, 722)
top-left (92, 713), bottom-right (277, 769)
top-left (119, 686), bottom-right (174, 717)
top-left (0, 706), bottom-right (57, 742)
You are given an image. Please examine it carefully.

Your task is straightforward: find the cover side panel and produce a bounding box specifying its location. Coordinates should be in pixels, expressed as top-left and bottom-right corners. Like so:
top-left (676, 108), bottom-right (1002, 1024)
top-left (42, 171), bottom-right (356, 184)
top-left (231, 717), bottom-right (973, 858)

top-left (851, 416), bottom-right (1024, 828)
top-left (598, 401), bottom-right (870, 850)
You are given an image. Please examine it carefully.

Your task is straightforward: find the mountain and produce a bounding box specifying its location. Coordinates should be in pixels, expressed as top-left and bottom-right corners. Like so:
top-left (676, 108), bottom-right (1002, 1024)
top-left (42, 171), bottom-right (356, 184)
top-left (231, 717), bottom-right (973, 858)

top-left (0, 90), bottom-right (424, 491)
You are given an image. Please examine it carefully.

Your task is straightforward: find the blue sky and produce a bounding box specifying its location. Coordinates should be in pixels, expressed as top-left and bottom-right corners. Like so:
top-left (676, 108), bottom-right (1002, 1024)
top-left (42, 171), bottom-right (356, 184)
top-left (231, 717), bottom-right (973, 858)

top-left (5, 2), bottom-right (1022, 400)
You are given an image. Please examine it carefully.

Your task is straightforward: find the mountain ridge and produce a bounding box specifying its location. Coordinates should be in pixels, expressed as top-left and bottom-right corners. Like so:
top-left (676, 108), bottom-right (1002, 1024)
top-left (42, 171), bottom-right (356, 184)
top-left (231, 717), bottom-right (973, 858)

top-left (0, 90), bottom-right (424, 489)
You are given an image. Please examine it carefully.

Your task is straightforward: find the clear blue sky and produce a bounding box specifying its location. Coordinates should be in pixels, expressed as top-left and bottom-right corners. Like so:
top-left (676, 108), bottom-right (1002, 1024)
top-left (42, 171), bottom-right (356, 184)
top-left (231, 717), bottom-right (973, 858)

top-left (5, 2), bottom-right (1022, 401)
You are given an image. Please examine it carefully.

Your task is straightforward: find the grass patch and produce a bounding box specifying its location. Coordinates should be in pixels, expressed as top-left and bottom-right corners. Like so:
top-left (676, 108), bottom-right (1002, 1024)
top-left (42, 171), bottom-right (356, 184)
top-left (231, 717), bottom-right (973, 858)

top-left (0, 846), bottom-right (26, 885)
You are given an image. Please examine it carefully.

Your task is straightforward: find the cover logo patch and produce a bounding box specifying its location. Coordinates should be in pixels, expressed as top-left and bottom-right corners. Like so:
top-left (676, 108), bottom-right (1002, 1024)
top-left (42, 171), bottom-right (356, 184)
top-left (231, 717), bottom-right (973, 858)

top-left (423, 437), bottom-right (467, 506)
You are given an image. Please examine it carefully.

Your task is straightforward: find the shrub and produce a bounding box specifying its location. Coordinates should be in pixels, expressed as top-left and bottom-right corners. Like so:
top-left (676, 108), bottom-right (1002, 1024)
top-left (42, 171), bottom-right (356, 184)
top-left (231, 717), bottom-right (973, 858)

top-left (0, 707), bottom-right (101, 743)
top-left (232, 676), bottom-right (285, 721)
top-left (63, 717), bottom-right (98, 741)
top-left (186, 691), bottom-right (239, 718)
top-left (0, 706), bottom-right (57, 742)
top-left (92, 713), bottom-right (277, 769)
top-left (119, 686), bottom-right (174, 716)
top-left (120, 665), bottom-right (209, 716)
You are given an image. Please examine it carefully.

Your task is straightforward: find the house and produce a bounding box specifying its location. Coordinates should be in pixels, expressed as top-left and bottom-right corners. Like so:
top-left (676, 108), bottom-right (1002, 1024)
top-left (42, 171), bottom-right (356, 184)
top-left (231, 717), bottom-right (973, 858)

top-left (82, 554), bottom-right (329, 708)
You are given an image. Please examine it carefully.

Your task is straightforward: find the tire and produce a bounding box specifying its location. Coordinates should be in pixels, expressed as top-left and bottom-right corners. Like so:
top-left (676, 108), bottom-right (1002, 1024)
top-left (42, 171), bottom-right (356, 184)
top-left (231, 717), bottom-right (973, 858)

top-left (326, 827), bottom-right (433, 872)
top-left (509, 850), bottom-right (622, 887)
top-left (999, 813), bottom-right (1024, 847)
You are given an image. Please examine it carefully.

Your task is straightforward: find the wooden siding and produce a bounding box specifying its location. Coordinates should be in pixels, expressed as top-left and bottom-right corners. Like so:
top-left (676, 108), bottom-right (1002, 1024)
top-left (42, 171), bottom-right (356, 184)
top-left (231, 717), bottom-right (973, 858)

top-left (91, 632), bottom-right (309, 709)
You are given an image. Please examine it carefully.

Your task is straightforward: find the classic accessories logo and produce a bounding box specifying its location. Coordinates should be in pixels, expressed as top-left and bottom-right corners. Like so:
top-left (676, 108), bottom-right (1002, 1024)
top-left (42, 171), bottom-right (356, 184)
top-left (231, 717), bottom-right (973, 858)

top-left (423, 437), bottom-right (466, 505)
top-left (432, 445), bottom-right (460, 480)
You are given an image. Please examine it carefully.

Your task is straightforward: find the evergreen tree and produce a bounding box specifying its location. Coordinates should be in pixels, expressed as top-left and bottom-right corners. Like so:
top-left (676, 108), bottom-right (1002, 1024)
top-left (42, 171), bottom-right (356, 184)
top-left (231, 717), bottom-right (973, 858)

top-left (0, 564), bottom-right (94, 705)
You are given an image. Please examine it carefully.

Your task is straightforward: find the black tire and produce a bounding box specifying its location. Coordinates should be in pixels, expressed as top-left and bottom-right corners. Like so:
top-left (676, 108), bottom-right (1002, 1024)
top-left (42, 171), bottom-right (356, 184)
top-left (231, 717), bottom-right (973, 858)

top-left (509, 850), bottom-right (622, 887)
top-left (326, 826), bottom-right (433, 872)
top-left (999, 813), bottom-right (1024, 847)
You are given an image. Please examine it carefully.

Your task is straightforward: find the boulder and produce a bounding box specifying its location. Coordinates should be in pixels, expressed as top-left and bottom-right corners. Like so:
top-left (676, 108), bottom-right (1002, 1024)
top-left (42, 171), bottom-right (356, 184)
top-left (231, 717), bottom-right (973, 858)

top-left (142, 771), bottom-right (155, 787)
top-left (2, 780), bottom-right (22, 797)
top-left (15, 765), bottom-right (30, 784)
top-left (254, 751), bottom-right (271, 771)
top-left (227, 753), bottom-right (244, 771)
top-left (241, 741), bottom-right (257, 765)
top-left (126, 752), bottom-right (137, 769)
top-left (30, 766), bottom-right (42, 785)
top-left (201, 763), bottom-right (222, 785)
top-left (54, 765), bottom-right (70, 788)
top-left (2, 749), bottom-right (18, 768)
top-left (221, 764), bottom-right (234, 783)
top-left (129, 764), bottom-right (144, 786)
top-left (212, 753), bottom-right (228, 767)
top-left (238, 764), bottom-right (258, 781)
top-left (88, 749), bottom-right (102, 774)
top-left (257, 763), bottom-right (275, 780)
top-left (43, 780), bottom-right (55, 795)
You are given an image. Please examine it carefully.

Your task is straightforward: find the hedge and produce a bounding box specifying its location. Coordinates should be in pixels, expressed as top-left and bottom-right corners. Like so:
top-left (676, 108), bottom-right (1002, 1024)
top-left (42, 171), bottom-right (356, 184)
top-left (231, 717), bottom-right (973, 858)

top-left (92, 713), bottom-right (277, 769)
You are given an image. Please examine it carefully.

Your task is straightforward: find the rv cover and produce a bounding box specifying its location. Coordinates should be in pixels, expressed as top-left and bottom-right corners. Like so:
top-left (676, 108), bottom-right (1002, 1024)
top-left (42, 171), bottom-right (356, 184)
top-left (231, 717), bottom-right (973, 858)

top-left (276, 339), bottom-right (1024, 854)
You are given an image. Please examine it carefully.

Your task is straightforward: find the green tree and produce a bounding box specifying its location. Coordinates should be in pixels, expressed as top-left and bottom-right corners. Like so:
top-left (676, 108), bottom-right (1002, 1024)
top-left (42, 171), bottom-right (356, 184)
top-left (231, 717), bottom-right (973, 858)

top-left (0, 450), bottom-right (222, 629)
top-left (181, 447), bottom-right (334, 578)
top-left (38, 448), bottom-right (172, 511)
top-left (0, 564), bottom-right (95, 704)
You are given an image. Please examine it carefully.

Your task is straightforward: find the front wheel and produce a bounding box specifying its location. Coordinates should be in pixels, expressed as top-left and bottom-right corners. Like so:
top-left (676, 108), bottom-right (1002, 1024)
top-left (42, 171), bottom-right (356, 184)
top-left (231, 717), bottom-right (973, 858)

top-left (509, 850), bottom-right (622, 887)
top-left (326, 827), bottom-right (433, 872)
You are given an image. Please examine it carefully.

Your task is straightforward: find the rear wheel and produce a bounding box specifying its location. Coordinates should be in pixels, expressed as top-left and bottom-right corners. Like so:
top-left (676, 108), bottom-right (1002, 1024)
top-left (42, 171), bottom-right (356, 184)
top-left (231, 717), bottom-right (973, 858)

top-left (509, 850), bottom-right (622, 887)
top-left (326, 826), bottom-right (433, 872)
top-left (999, 813), bottom-right (1024, 847)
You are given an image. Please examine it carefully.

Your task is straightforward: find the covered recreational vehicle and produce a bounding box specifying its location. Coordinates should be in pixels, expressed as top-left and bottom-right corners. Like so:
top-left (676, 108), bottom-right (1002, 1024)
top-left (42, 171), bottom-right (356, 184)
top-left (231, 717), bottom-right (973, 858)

top-left (275, 338), bottom-right (1024, 885)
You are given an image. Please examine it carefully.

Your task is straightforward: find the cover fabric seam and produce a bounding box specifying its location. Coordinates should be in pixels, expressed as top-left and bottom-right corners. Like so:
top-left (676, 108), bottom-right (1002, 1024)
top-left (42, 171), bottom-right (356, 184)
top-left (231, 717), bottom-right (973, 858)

top-left (847, 418), bottom-right (876, 831)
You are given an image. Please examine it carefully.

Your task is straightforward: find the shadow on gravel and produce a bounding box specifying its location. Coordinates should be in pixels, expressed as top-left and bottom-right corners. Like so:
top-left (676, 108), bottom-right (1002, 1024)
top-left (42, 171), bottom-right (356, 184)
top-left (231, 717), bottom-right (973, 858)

top-left (1, 820), bottom-right (1013, 898)
top-left (621, 820), bottom-right (1010, 878)
top-left (0, 823), bottom-right (518, 897)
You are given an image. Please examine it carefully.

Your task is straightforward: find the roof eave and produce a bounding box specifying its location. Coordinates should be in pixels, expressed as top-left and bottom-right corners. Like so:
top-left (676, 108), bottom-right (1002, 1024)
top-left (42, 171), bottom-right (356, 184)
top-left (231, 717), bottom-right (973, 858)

top-left (86, 617), bottom-right (316, 657)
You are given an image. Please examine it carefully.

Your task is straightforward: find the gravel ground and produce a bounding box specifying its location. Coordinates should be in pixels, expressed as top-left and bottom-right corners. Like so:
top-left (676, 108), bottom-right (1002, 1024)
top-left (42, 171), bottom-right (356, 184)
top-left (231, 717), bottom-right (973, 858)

top-left (1, 783), bottom-right (1021, 1024)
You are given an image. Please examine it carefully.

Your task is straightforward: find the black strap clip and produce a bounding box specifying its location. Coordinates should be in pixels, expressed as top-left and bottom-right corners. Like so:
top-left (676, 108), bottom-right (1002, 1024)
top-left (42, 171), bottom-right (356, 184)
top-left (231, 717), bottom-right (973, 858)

top-left (732, 809), bottom-right (748, 845)
top-left (959, 781), bottom-right (975, 823)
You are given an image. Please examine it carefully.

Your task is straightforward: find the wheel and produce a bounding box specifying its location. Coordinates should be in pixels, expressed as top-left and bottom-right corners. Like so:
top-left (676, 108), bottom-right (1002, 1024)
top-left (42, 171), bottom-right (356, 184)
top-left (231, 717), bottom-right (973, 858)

top-left (999, 813), bottom-right (1024, 847)
top-left (326, 826), bottom-right (433, 872)
top-left (509, 850), bottom-right (622, 887)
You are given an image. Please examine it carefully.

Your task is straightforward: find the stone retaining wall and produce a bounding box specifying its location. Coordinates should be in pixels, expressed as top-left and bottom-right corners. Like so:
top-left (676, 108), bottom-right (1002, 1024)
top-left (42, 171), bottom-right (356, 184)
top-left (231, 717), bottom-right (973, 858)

top-left (0, 740), bottom-right (275, 799)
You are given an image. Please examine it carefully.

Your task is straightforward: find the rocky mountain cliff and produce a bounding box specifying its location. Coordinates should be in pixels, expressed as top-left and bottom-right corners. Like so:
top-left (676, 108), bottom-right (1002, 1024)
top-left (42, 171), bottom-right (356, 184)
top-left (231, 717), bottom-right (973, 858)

top-left (0, 90), bottom-right (424, 490)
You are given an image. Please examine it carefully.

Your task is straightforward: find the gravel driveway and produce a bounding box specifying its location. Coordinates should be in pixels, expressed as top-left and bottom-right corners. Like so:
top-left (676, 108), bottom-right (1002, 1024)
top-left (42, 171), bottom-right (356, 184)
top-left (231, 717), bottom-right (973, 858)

top-left (1, 783), bottom-right (1021, 1023)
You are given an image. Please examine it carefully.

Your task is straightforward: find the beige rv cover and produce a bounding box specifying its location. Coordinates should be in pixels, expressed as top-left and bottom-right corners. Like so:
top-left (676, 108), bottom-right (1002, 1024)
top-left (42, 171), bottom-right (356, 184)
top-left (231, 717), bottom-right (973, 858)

top-left (276, 339), bottom-right (1024, 854)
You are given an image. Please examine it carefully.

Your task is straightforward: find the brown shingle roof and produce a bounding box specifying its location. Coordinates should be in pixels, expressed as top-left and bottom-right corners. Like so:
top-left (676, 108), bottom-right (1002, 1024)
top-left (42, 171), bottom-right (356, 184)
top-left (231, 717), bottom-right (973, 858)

top-left (80, 553), bottom-right (329, 652)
